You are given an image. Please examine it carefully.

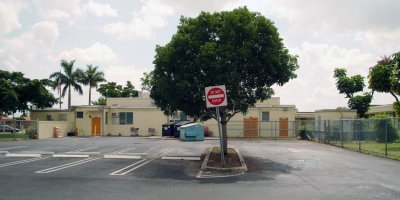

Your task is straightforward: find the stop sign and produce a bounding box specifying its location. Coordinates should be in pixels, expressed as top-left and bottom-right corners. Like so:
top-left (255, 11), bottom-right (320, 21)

top-left (205, 85), bottom-right (227, 108)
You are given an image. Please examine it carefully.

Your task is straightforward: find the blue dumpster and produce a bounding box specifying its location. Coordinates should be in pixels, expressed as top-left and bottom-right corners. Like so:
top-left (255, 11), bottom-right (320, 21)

top-left (173, 121), bottom-right (191, 138)
top-left (179, 123), bottom-right (204, 141)
top-left (162, 122), bottom-right (176, 137)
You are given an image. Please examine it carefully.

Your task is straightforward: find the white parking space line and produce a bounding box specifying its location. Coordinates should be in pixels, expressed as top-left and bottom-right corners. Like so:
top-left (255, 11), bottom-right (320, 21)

top-left (106, 147), bottom-right (136, 155)
top-left (104, 155), bottom-right (142, 159)
top-left (150, 148), bottom-right (174, 158)
top-left (117, 153), bottom-right (148, 156)
top-left (53, 154), bottom-right (90, 158)
top-left (161, 156), bottom-right (200, 161)
top-left (110, 159), bottom-right (152, 176)
top-left (109, 148), bottom-right (174, 176)
top-left (64, 152), bottom-right (101, 156)
top-left (6, 153), bottom-right (41, 158)
top-left (0, 146), bottom-right (28, 151)
top-left (35, 157), bottom-right (99, 174)
top-left (0, 157), bottom-right (49, 168)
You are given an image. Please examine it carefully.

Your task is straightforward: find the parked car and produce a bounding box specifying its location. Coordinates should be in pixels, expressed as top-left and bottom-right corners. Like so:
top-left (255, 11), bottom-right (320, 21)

top-left (0, 125), bottom-right (20, 133)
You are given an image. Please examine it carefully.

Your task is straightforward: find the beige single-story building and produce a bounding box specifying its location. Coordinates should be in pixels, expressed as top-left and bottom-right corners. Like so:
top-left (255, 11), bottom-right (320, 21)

top-left (32, 96), bottom-right (385, 139)
top-left (367, 104), bottom-right (394, 117)
top-left (31, 96), bottom-right (301, 138)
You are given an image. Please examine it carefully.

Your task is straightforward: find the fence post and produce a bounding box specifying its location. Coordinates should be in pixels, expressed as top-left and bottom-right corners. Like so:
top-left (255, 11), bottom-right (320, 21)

top-left (274, 121), bottom-right (277, 140)
top-left (13, 118), bottom-right (16, 141)
top-left (341, 120), bottom-right (344, 148)
top-left (355, 121), bottom-right (361, 152)
top-left (385, 119), bottom-right (388, 157)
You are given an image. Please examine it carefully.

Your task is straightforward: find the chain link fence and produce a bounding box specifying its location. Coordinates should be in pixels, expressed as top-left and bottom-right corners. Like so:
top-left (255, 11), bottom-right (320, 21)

top-left (206, 120), bottom-right (298, 138)
top-left (0, 120), bottom-right (38, 140)
top-left (297, 118), bottom-right (400, 160)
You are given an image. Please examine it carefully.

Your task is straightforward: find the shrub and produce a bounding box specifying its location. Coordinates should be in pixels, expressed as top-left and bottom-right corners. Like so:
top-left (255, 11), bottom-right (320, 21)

top-left (372, 115), bottom-right (398, 143)
top-left (25, 129), bottom-right (38, 139)
top-left (298, 126), bottom-right (313, 140)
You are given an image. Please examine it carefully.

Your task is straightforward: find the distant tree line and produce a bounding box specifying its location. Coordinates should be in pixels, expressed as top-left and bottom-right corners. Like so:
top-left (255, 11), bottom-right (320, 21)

top-left (1, 59), bottom-right (140, 116)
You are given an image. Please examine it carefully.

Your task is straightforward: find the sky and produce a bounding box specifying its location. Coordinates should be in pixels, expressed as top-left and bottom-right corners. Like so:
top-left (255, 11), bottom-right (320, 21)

top-left (0, 0), bottom-right (399, 112)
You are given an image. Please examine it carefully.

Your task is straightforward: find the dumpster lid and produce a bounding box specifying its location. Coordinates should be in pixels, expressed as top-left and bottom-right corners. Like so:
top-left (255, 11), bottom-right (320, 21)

top-left (175, 121), bottom-right (191, 126)
top-left (180, 123), bottom-right (201, 128)
top-left (162, 122), bottom-right (176, 126)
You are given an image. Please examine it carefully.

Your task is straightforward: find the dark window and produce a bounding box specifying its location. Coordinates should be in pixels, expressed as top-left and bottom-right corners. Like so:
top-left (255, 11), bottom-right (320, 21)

top-left (262, 112), bottom-right (270, 121)
top-left (119, 112), bottom-right (133, 125)
top-left (76, 112), bottom-right (83, 118)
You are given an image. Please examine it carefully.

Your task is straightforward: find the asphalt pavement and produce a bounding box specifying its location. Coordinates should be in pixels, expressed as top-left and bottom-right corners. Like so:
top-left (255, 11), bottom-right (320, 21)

top-left (0, 137), bottom-right (399, 200)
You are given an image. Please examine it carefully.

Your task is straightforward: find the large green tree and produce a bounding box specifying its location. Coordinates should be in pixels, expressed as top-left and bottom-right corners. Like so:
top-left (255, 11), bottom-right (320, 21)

top-left (94, 81), bottom-right (139, 105)
top-left (368, 52), bottom-right (400, 116)
top-left (80, 65), bottom-right (106, 105)
top-left (0, 70), bottom-right (57, 115)
top-left (333, 68), bottom-right (372, 118)
top-left (148, 7), bottom-right (298, 154)
top-left (49, 60), bottom-right (84, 109)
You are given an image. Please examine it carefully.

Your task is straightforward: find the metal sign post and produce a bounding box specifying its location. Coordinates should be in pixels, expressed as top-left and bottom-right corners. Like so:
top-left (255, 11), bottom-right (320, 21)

top-left (205, 85), bottom-right (227, 168)
top-left (216, 107), bottom-right (225, 167)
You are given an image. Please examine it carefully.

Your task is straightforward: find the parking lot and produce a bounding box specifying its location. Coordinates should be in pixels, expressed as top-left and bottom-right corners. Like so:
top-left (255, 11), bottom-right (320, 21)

top-left (0, 137), bottom-right (399, 200)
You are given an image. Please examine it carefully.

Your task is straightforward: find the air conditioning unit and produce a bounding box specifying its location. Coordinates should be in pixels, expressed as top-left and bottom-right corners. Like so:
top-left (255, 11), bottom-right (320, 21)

top-left (112, 113), bottom-right (118, 118)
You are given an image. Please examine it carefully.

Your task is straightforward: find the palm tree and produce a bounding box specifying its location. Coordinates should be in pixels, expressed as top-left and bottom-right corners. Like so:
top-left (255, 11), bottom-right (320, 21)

top-left (81, 65), bottom-right (106, 105)
top-left (49, 59), bottom-right (84, 109)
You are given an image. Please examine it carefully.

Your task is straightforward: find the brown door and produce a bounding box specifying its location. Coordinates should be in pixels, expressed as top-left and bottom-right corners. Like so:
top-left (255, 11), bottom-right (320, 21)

top-left (243, 117), bottom-right (258, 137)
top-left (92, 117), bottom-right (101, 136)
top-left (279, 117), bottom-right (288, 137)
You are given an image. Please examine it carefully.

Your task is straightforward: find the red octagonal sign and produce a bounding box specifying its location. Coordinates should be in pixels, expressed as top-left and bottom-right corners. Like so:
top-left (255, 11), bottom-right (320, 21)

top-left (205, 85), bottom-right (227, 108)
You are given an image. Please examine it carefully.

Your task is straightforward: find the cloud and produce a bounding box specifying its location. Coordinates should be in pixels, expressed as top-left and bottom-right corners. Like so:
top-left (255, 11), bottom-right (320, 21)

top-left (86, 0), bottom-right (118, 17)
top-left (58, 42), bottom-right (118, 66)
top-left (103, 0), bottom-right (174, 40)
top-left (103, 65), bottom-right (147, 89)
top-left (33, 0), bottom-right (84, 22)
top-left (152, 0), bottom-right (240, 15)
top-left (0, 0), bottom-right (27, 35)
top-left (0, 21), bottom-right (59, 70)
top-left (263, 0), bottom-right (400, 37)
top-left (274, 41), bottom-right (375, 111)
top-left (355, 29), bottom-right (400, 55)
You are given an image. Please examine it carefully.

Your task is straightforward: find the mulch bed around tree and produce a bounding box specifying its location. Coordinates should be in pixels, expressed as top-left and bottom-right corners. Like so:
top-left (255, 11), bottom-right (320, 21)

top-left (207, 147), bottom-right (242, 168)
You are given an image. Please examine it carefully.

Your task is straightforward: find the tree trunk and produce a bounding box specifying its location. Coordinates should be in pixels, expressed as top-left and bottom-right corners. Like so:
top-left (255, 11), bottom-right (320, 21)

top-left (390, 92), bottom-right (399, 103)
top-left (220, 108), bottom-right (228, 155)
top-left (68, 86), bottom-right (71, 109)
top-left (88, 87), bottom-right (91, 105)
top-left (221, 121), bottom-right (228, 155)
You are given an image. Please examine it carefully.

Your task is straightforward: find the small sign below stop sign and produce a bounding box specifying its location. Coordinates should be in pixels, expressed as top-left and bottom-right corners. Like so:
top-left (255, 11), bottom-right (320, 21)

top-left (205, 85), bottom-right (228, 108)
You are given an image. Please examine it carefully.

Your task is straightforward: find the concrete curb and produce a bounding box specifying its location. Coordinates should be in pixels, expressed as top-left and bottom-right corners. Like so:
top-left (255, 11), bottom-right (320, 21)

top-left (201, 147), bottom-right (247, 172)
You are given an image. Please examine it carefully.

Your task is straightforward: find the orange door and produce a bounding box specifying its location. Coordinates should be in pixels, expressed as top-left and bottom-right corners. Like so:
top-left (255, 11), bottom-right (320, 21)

top-left (91, 117), bottom-right (101, 136)
top-left (279, 117), bottom-right (288, 137)
top-left (243, 117), bottom-right (258, 137)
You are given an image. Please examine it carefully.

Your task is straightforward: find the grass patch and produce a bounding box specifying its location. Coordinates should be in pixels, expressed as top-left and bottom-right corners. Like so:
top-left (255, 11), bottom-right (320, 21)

top-left (0, 133), bottom-right (28, 141)
top-left (207, 147), bottom-right (242, 168)
top-left (332, 141), bottom-right (400, 159)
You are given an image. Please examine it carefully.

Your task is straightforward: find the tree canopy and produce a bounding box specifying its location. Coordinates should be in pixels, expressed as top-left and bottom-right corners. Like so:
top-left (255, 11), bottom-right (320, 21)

top-left (80, 64), bottom-right (106, 105)
top-left (0, 70), bottom-right (57, 115)
top-left (148, 7), bottom-right (298, 153)
top-left (94, 81), bottom-right (139, 105)
top-left (368, 52), bottom-right (400, 115)
top-left (49, 60), bottom-right (84, 109)
top-left (333, 68), bottom-right (372, 118)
